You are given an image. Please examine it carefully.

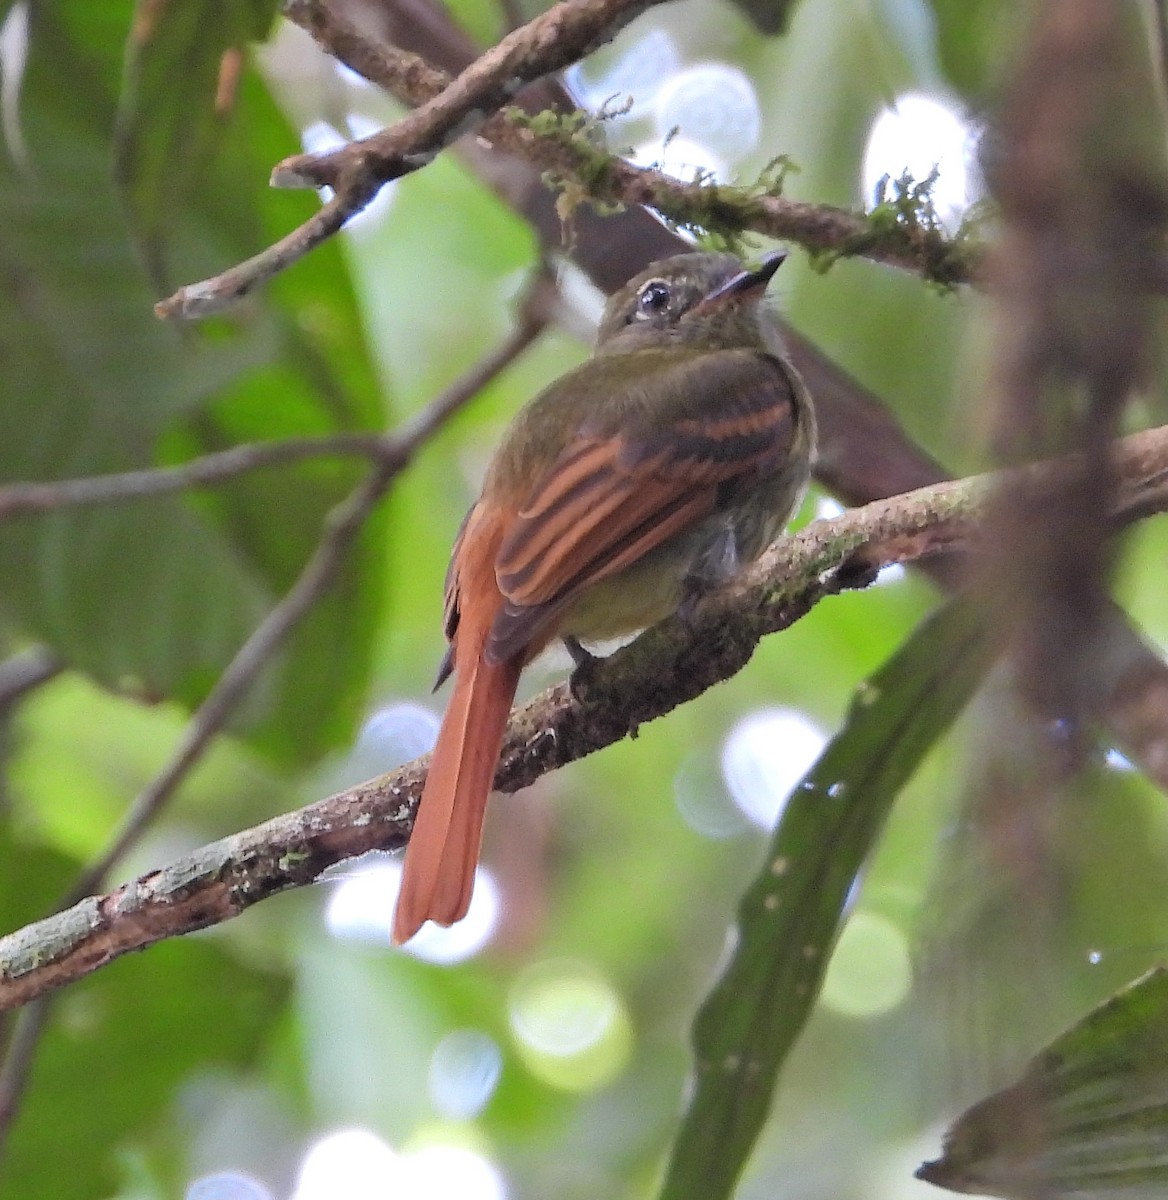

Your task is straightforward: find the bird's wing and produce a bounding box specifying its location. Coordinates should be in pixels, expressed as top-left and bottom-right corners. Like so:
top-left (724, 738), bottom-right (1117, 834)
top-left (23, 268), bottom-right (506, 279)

top-left (487, 348), bottom-right (801, 661)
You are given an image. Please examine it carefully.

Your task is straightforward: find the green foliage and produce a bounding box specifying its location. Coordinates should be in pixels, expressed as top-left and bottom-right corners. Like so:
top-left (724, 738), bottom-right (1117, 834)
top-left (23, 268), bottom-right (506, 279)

top-left (4, 2), bottom-right (1168, 1200)
top-left (0, 0), bottom-right (386, 764)
top-left (114, 0), bottom-right (280, 291)
top-left (921, 967), bottom-right (1168, 1198)
top-left (0, 941), bottom-right (290, 1200)
top-left (660, 599), bottom-right (993, 1199)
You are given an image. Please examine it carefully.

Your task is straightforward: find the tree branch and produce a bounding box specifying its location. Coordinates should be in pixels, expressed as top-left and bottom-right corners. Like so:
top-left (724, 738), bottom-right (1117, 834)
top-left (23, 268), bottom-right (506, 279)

top-left (157, 0), bottom-right (660, 318)
top-left (0, 433), bottom-right (389, 521)
top-left (0, 269), bottom-right (554, 1153)
top-left (3, 422), bottom-right (1168, 1011)
top-left (157, 0), bottom-right (984, 321)
top-left (60, 274), bottom-right (553, 908)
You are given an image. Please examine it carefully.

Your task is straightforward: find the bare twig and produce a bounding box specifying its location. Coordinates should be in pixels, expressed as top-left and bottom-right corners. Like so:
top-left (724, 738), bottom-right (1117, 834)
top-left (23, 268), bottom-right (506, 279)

top-left (0, 433), bottom-right (390, 521)
top-left (0, 649), bottom-right (62, 714)
top-left (0, 999), bottom-right (49, 1159)
top-left (4, 421), bottom-right (1168, 1011)
top-left (63, 277), bottom-right (552, 906)
top-left (157, 0), bottom-right (658, 319)
top-left (278, 15), bottom-right (972, 284)
top-left (154, 183), bottom-right (383, 318)
top-left (0, 267), bottom-right (553, 1160)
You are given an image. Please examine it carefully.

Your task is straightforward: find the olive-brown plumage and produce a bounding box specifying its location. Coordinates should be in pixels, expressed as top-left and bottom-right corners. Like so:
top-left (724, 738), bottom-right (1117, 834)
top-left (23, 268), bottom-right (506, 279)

top-left (392, 251), bottom-right (815, 943)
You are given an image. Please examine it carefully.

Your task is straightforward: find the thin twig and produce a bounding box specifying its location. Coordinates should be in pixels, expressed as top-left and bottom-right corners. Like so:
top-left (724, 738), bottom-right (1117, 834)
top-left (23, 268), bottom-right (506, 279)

top-left (5, 421), bottom-right (1168, 1011)
top-left (0, 999), bottom-right (49, 1159)
top-left (157, 0), bottom-right (655, 319)
top-left (0, 272), bottom-right (553, 1151)
top-left (0, 649), bottom-right (62, 714)
top-left (63, 276), bottom-right (552, 907)
top-left (0, 433), bottom-right (389, 521)
top-left (60, 459), bottom-right (400, 906)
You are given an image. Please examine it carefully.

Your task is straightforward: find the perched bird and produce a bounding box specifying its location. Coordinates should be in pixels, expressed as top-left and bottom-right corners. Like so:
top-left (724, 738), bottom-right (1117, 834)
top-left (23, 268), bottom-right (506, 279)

top-left (392, 250), bottom-right (816, 943)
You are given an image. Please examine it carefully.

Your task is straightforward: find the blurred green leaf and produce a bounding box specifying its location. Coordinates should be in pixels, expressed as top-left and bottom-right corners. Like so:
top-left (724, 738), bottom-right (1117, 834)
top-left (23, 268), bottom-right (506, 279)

top-left (926, 0), bottom-right (1024, 99)
top-left (659, 598), bottom-right (993, 1200)
top-left (0, 939), bottom-right (290, 1200)
top-left (114, 0), bottom-right (280, 292)
top-left (0, 2), bottom-right (386, 764)
top-left (919, 966), bottom-right (1168, 1199)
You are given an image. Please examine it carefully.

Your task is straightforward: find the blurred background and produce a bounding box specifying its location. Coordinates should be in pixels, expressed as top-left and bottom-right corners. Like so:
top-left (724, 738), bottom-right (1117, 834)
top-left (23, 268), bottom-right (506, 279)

top-left (3, 1), bottom-right (1168, 1198)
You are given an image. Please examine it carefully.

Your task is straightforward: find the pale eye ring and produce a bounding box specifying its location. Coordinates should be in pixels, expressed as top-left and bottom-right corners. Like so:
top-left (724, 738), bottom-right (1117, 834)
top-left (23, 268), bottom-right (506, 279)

top-left (636, 279), bottom-right (671, 317)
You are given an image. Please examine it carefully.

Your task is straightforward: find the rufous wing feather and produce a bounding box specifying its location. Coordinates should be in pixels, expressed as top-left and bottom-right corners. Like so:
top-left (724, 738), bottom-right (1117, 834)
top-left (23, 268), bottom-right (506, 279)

top-left (489, 348), bottom-right (801, 660)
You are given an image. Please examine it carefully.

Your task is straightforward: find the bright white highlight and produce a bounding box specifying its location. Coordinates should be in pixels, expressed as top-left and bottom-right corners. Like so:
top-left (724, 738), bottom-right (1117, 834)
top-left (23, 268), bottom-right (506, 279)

top-left (292, 1131), bottom-right (507, 1200)
top-left (654, 64), bottom-right (761, 165)
top-left (350, 703), bottom-right (440, 779)
top-left (186, 1173), bottom-right (272, 1200)
top-left (402, 868), bottom-right (501, 964)
top-left (325, 859), bottom-right (499, 962)
top-left (721, 708), bottom-right (828, 828)
top-left (815, 495), bottom-right (845, 521)
top-left (565, 28), bottom-right (681, 112)
top-left (292, 1130), bottom-right (398, 1200)
top-left (861, 92), bottom-right (974, 229)
top-left (0, 1), bottom-right (29, 165)
top-left (429, 1029), bottom-right (504, 1118)
top-left (632, 134), bottom-right (728, 186)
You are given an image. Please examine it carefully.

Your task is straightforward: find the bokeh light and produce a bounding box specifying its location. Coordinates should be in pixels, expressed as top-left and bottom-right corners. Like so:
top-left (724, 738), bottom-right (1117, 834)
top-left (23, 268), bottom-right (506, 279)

top-left (398, 1145), bottom-right (508, 1200)
top-left (674, 752), bottom-right (752, 839)
top-left (509, 960), bottom-right (633, 1092)
top-left (429, 1029), bottom-right (504, 1119)
top-left (186, 1172), bottom-right (272, 1200)
top-left (632, 134), bottom-right (729, 185)
top-left (291, 1129), bottom-right (398, 1200)
top-left (721, 708), bottom-right (829, 829)
top-left (292, 1130), bottom-right (508, 1200)
top-left (653, 64), bottom-right (761, 166)
top-left (338, 702), bottom-right (441, 790)
top-left (324, 857), bottom-right (500, 963)
top-left (564, 28), bottom-right (681, 113)
top-left (820, 910), bottom-right (912, 1018)
top-left (861, 91), bottom-right (975, 229)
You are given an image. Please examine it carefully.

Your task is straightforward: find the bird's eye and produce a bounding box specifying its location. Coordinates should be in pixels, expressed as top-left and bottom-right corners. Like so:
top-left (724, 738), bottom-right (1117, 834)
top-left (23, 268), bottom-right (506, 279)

top-left (636, 279), bottom-right (671, 317)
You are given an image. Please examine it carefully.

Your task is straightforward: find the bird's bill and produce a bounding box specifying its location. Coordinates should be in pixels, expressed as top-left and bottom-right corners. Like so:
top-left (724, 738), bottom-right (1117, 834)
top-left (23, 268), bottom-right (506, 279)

top-left (693, 251), bottom-right (788, 313)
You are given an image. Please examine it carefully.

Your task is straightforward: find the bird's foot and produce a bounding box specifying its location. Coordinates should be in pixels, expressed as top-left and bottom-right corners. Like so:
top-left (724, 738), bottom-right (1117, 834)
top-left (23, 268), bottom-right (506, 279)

top-left (564, 635), bottom-right (601, 700)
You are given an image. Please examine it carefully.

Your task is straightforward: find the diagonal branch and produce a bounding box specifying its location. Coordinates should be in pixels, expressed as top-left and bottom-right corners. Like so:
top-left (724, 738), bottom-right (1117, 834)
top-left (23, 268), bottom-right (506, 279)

top-left (0, 272), bottom-right (553, 1153)
top-left (157, 0), bottom-right (983, 321)
top-left (157, 0), bottom-right (662, 318)
top-left (61, 270), bottom-right (553, 908)
top-left (3, 421), bottom-right (1168, 1012)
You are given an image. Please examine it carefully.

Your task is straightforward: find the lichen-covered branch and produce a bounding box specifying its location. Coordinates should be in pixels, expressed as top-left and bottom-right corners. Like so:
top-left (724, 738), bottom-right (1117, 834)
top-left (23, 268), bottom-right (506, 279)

top-left (3, 422), bottom-right (1168, 1012)
top-left (158, 0), bottom-right (983, 321)
top-left (157, 0), bottom-right (664, 318)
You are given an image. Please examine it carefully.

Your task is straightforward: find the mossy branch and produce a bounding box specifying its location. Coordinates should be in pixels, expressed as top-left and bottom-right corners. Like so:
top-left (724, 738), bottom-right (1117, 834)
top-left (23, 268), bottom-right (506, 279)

top-left (4, 422), bottom-right (1168, 1012)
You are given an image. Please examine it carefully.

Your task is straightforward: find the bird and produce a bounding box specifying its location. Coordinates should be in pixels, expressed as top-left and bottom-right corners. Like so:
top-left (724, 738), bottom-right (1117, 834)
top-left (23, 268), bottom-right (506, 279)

top-left (392, 249), bottom-right (816, 944)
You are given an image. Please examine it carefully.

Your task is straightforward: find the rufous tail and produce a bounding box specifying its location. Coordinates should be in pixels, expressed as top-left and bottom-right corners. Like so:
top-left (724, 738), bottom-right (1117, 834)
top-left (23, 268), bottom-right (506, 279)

top-left (392, 635), bottom-right (521, 944)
